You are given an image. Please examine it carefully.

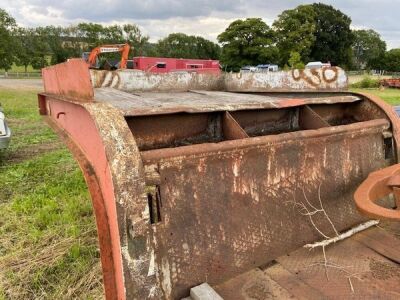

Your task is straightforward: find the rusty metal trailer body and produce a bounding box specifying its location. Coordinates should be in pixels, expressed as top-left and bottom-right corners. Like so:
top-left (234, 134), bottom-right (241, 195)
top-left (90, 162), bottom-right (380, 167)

top-left (39, 59), bottom-right (400, 299)
top-left (381, 78), bottom-right (400, 89)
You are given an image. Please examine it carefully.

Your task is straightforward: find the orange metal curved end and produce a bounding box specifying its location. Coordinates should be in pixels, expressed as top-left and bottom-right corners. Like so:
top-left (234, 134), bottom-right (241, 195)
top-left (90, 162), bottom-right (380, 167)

top-left (354, 164), bottom-right (400, 220)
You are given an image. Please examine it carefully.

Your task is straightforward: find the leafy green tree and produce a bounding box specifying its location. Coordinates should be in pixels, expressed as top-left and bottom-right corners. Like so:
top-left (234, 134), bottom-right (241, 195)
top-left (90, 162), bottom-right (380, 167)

top-left (0, 9), bottom-right (18, 72)
top-left (141, 42), bottom-right (159, 57)
top-left (102, 25), bottom-right (123, 44)
top-left (76, 23), bottom-right (105, 48)
top-left (352, 29), bottom-right (386, 70)
top-left (192, 36), bottom-right (220, 59)
top-left (273, 3), bottom-right (353, 67)
top-left (156, 33), bottom-right (220, 59)
top-left (309, 3), bottom-right (354, 67)
top-left (384, 49), bottom-right (400, 72)
top-left (218, 18), bottom-right (278, 71)
top-left (122, 24), bottom-right (149, 56)
top-left (42, 26), bottom-right (77, 64)
top-left (30, 27), bottom-right (51, 69)
top-left (288, 51), bottom-right (305, 69)
top-left (273, 5), bottom-right (316, 66)
top-left (61, 25), bottom-right (87, 58)
top-left (15, 27), bottom-right (35, 72)
top-left (72, 22), bottom-right (151, 59)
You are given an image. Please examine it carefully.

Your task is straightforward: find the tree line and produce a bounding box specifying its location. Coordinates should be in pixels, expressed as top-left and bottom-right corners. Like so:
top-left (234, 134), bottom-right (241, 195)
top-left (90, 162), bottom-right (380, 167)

top-left (0, 3), bottom-right (398, 72)
top-left (0, 9), bottom-right (220, 72)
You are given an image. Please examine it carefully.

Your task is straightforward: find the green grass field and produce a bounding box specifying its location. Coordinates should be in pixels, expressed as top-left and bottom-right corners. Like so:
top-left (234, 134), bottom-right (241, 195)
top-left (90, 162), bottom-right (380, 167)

top-left (0, 88), bottom-right (102, 299)
top-left (350, 88), bottom-right (400, 105)
top-left (0, 64), bottom-right (37, 73)
top-left (0, 86), bottom-right (399, 299)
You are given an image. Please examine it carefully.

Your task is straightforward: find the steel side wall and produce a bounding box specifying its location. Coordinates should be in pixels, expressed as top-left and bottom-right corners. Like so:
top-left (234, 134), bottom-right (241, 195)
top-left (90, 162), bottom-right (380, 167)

top-left (145, 120), bottom-right (389, 299)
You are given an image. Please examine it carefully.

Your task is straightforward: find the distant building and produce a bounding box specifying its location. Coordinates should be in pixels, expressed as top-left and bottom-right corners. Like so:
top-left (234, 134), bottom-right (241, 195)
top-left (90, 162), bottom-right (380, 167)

top-left (128, 57), bottom-right (221, 74)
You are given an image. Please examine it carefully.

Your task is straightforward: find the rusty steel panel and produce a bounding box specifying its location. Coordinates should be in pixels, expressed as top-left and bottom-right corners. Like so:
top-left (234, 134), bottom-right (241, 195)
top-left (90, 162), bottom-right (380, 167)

top-left (381, 78), bottom-right (400, 88)
top-left (42, 59), bottom-right (94, 101)
top-left (230, 109), bottom-right (298, 137)
top-left (126, 113), bottom-right (222, 151)
top-left (91, 69), bottom-right (224, 91)
top-left (90, 67), bottom-right (347, 93)
top-left (94, 88), bottom-right (362, 117)
top-left (141, 119), bottom-right (389, 161)
top-left (222, 112), bottom-right (249, 140)
top-left (224, 67), bottom-right (347, 92)
top-left (143, 120), bottom-right (389, 299)
top-left (299, 105), bottom-right (330, 130)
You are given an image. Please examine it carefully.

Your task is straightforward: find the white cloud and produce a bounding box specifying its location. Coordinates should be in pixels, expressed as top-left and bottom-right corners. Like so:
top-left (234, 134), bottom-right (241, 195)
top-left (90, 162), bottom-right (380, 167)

top-left (136, 16), bottom-right (238, 42)
top-left (1, 0), bottom-right (400, 48)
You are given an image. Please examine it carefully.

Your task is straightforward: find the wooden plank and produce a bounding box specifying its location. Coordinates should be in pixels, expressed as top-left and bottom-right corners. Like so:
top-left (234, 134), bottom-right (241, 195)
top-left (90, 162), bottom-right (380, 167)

top-left (213, 229), bottom-right (400, 299)
top-left (276, 237), bottom-right (400, 299)
top-left (354, 227), bottom-right (400, 263)
top-left (264, 263), bottom-right (326, 300)
top-left (213, 268), bottom-right (295, 300)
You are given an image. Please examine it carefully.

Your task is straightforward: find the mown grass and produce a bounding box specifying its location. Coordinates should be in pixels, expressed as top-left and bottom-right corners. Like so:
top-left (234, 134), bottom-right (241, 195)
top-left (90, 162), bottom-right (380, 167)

top-left (0, 88), bottom-right (102, 299)
top-left (0, 64), bottom-right (37, 73)
top-left (350, 88), bottom-right (400, 105)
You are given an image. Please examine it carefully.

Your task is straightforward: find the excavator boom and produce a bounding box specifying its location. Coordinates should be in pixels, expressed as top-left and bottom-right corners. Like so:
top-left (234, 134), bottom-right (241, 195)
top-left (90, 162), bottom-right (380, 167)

top-left (87, 43), bottom-right (130, 69)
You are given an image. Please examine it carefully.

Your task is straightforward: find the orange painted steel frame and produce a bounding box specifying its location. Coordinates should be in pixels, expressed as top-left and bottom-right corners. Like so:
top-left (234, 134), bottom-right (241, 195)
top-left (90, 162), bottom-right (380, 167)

top-left (40, 60), bottom-right (128, 299)
top-left (42, 102), bottom-right (125, 299)
top-left (354, 92), bottom-right (400, 221)
top-left (88, 43), bottom-right (130, 69)
top-left (355, 164), bottom-right (400, 220)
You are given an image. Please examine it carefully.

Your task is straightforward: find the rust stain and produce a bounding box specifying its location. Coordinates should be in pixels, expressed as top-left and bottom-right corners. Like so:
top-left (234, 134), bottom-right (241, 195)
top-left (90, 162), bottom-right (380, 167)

top-left (39, 59), bottom-right (400, 299)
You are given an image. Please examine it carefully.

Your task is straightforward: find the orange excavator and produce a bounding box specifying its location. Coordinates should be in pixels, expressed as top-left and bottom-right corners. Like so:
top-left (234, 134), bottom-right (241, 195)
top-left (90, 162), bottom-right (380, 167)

top-left (85, 43), bottom-right (130, 69)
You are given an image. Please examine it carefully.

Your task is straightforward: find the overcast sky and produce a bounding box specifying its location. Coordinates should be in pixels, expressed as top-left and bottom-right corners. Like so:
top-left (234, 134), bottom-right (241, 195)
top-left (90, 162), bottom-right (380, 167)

top-left (2, 0), bottom-right (400, 49)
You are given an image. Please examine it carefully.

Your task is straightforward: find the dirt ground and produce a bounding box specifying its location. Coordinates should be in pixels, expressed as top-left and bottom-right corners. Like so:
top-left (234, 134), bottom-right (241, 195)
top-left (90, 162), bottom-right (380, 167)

top-left (0, 79), bottom-right (43, 91)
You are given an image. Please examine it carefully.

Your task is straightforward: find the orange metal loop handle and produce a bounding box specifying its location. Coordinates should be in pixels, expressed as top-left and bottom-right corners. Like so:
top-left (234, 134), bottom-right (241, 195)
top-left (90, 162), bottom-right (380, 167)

top-left (354, 164), bottom-right (400, 220)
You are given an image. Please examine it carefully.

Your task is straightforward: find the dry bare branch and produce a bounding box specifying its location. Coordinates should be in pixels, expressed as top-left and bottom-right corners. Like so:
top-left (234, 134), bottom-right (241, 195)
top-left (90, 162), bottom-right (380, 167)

top-left (304, 220), bottom-right (379, 249)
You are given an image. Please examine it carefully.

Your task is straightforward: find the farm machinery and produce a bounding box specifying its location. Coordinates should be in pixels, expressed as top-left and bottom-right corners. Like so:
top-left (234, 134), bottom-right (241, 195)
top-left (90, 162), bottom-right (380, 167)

top-left (39, 59), bottom-right (400, 299)
top-left (381, 78), bottom-right (400, 88)
top-left (83, 43), bottom-right (131, 70)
